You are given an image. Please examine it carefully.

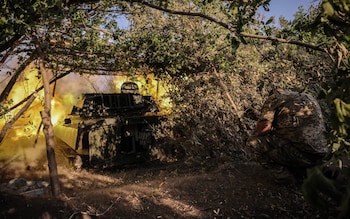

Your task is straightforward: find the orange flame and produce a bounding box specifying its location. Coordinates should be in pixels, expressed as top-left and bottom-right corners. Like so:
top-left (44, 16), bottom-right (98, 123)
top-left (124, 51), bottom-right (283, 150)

top-left (112, 74), bottom-right (172, 115)
top-left (1, 66), bottom-right (172, 141)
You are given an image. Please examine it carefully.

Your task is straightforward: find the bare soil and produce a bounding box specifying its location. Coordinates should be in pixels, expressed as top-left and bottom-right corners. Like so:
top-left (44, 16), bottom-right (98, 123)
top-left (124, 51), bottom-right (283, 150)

top-left (0, 157), bottom-right (338, 219)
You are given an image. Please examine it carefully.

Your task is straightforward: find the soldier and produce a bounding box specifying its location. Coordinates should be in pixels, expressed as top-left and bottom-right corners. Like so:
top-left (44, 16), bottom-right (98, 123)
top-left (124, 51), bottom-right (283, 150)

top-left (246, 88), bottom-right (330, 183)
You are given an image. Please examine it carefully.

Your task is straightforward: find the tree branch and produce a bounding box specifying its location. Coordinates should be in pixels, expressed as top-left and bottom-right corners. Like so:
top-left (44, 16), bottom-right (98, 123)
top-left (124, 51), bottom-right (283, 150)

top-left (0, 68), bottom-right (75, 117)
top-left (0, 36), bottom-right (26, 66)
top-left (132, 0), bottom-right (232, 30)
top-left (0, 92), bottom-right (37, 143)
top-left (211, 65), bottom-right (248, 134)
top-left (133, 0), bottom-right (328, 53)
top-left (240, 32), bottom-right (328, 53)
top-left (48, 45), bottom-right (115, 58)
top-left (0, 52), bottom-right (37, 103)
top-left (0, 35), bottom-right (22, 55)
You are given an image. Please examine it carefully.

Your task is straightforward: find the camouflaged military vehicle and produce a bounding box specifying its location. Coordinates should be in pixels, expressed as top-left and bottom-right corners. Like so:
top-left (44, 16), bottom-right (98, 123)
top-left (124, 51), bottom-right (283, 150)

top-left (54, 82), bottom-right (160, 169)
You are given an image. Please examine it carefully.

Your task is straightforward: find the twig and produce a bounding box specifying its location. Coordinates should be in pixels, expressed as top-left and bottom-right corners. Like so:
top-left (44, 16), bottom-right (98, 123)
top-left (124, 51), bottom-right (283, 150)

top-left (97, 202), bottom-right (115, 216)
top-left (211, 65), bottom-right (248, 134)
top-left (68, 202), bottom-right (115, 219)
top-left (33, 121), bottom-right (43, 147)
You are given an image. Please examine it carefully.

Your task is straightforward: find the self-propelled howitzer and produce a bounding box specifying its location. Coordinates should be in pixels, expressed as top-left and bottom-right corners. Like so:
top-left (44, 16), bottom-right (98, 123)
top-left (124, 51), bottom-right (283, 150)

top-left (54, 82), bottom-right (160, 169)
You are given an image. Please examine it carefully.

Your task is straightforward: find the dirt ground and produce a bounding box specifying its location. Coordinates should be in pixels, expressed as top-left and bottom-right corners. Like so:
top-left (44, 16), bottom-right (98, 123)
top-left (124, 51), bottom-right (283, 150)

top-left (0, 155), bottom-right (340, 219)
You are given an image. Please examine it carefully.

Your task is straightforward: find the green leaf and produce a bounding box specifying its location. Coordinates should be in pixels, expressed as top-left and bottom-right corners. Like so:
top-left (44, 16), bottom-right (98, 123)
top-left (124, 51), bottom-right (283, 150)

top-left (265, 16), bottom-right (274, 25)
top-left (332, 142), bottom-right (341, 152)
top-left (0, 16), bottom-right (8, 25)
top-left (322, 1), bottom-right (335, 17)
top-left (334, 98), bottom-right (350, 123)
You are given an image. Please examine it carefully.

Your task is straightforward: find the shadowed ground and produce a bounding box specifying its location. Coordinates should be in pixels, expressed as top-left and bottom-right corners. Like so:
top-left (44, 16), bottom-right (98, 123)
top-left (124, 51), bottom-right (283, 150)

top-left (0, 156), bottom-right (337, 219)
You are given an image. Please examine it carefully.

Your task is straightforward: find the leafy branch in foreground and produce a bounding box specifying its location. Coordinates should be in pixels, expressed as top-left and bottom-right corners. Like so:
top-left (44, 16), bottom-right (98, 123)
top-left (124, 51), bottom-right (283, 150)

top-left (301, 0), bottom-right (350, 217)
top-left (132, 0), bottom-right (329, 54)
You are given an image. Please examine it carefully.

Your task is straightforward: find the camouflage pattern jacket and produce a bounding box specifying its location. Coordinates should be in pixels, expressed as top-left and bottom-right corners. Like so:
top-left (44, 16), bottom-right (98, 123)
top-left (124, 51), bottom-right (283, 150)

top-left (258, 89), bottom-right (329, 155)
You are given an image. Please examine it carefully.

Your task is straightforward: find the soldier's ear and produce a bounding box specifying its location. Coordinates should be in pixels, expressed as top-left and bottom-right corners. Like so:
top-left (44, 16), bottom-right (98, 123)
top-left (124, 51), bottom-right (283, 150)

top-left (269, 87), bottom-right (283, 96)
top-left (256, 120), bottom-right (272, 135)
top-left (276, 88), bottom-right (285, 94)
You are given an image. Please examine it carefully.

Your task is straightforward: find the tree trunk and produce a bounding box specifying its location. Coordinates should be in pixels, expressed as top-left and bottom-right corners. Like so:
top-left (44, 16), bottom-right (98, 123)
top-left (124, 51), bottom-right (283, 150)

top-left (40, 109), bottom-right (61, 197)
top-left (35, 41), bottom-right (61, 198)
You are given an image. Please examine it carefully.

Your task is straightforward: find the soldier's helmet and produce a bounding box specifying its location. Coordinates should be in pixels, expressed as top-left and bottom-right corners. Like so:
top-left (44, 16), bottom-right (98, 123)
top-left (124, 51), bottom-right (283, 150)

top-left (121, 82), bottom-right (139, 94)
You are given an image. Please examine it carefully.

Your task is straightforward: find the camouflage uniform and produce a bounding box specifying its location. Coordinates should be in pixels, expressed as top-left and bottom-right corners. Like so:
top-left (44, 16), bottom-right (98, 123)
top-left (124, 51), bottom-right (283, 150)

top-left (246, 89), bottom-right (329, 182)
